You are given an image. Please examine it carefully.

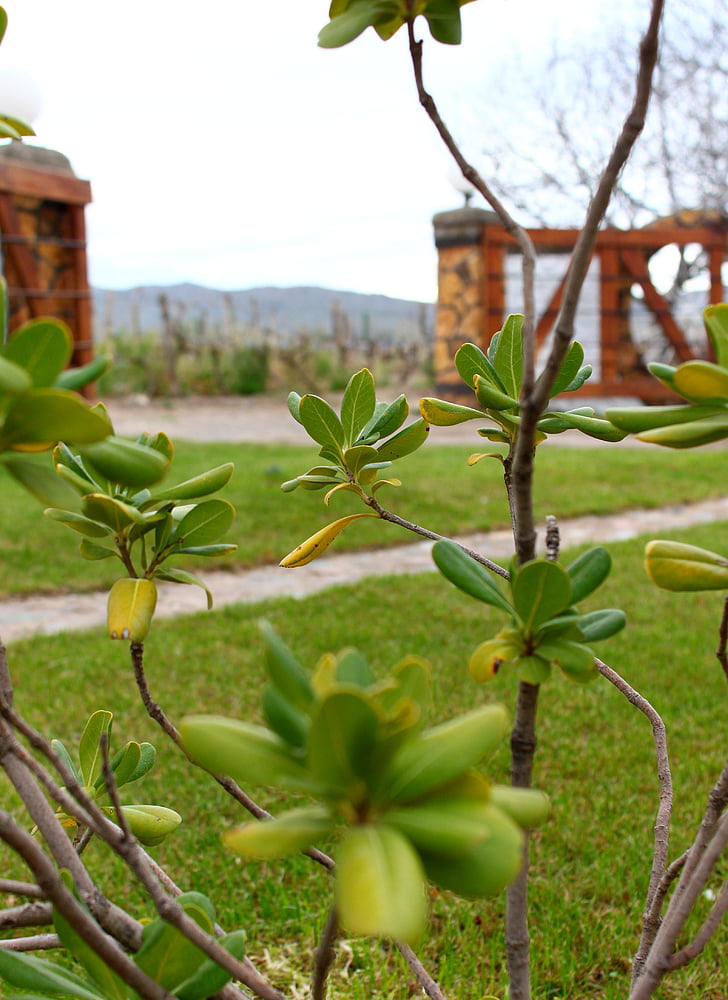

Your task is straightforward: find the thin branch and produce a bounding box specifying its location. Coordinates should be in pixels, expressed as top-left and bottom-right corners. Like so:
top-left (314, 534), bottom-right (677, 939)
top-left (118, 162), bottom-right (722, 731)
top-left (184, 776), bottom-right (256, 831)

top-left (129, 642), bottom-right (335, 871)
top-left (0, 933), bottom-right (60, 952)
top-left (594, 657), bottom-right (672, 978)
top-left (396, 942), bottom-right (447, 1000)
top-left (0, 879), bottom-right (45, 899)
top-left (364, 496), bottom-right (509, 579)
top-left (312, 908), bottom-right (339, 1000)
top-left (511, 0), bottom-right (666, 563)
top-left (0, 808), bottom-right (174, 1000)
top-left (716, 595), bottom-right (728, 685)
top-left (403, 13), bottom-right (537, 365)
top-left (667, 878), bottom-right (728, 970)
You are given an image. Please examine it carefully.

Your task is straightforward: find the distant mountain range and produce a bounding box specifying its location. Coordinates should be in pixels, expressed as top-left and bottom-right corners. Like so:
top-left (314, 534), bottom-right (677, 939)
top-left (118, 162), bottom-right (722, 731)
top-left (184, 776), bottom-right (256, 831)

top-left (92, 283), bottom-right (434, 343)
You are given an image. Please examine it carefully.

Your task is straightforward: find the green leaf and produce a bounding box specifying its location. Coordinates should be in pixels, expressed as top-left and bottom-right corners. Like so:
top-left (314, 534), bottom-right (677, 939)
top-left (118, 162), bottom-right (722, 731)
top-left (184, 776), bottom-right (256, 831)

top-left (53, 888), bottom-right (128, 1000)
top-left (357, 394), bottom-right (409, 442)
top-left (419, 397), bottom-right (484, 425)
top-left (673, 360), bottom-right (728, 404)
top-left (566, 546), bottom-right (612, 603)
top-left (605, 403), bottom-right (724, 434)
top-left (561, 364), bottom-right (593, 393)
top-left (2, 454), bottom-right (79, 507)
top-left (287, 391), bottom-right (303, 423)
top-left (0, 950), bottom-right (107, 1000)
top-left (645, 539), bottom-right (728, 591)
top-left (512, 560), bottom-right (572, 632)
top-left (44, 508), bottom-right (113, 537)
top-left (179, 715), bottom-right (307, 789)
top-left (647, 361), bottom-right (678, 391)
top-left (224, 805), bottom-right (334, 859)
top-left (336, 647), bottom-right (376, 687)
top-left (424, 1), bottom-right (463, 44)
top-left (548, 410), bottom-right (625, 441)
top-left (260, 619), bottom-right (314, 711)
top-left (173, 931), bottom-right (245, 1000)
top-left (319, 1), bottom-right (394, 47)
top-left (517, 654), bottom-right (552, 685)
top-left (491, 314), bottom-right (523, 399)
top-left (547, 340), bottom-right (586, 398)
top-left (432, 540), bottom-right (513, 614)
top-left (335, 824), bottom-right (426, 945)
top-left (378, 704), bottom-right (509, 804)
top-left (135, 897), bottom-right (214, 991)
top-left (488, 785), bottom-right (551, 829)
top-left (298, 394), bottom-right (345, 456)
top-left (421, 803), bottom-right (523, 898)
top-left (262, 683), bottom-right (310, 747)
top-left (473, 374), bottom-right (519, 411)
top-left (340, 368), bottom-right (376, 446)
top-left (703, 304), bottom-right (728, 368)
top-left (2, 319), bottom-right (72, 387)
top-left (121, 805), bottom-right (181, 846)
top-left (308, 690), bottom-right (381, 793)
top-left (344, 444), bottom-right (381, 476)
top-left (576, 608), bottom-right (626, 642)
top-left (153, 567), bottom-right (214, 608)
top-left (101, 741), bottom-right (142, 790)
top-left (539, 639), bottom-right (597, 683)
top-left (171, 499), bottom-right (235, 547)
top-left (0, 389), bottom-right (111, 451)
top-left (81, 437), bottom-right (169, 489)
top-left (376, 418), bottom-right (429, 461)
top-left (50, 739), bottom-right (82, 785)
top-left (636, 412), bottom-right (728, 448)
top-left (54, 355), bottom-right (109, 391)
top-left (79, 711), bottom-right (113, 789)
top-left (82, 493), bottom-right (145, 531)
top-left (455, 342), bottom-right (508, 392)
top-left (175, 543), bottom-right (237, 557)
top-left (148, 463), bottom-right (234, 502)
top-left (127, 742), bottom-right (156, 783)
top-left (384, 798), bottom-right (491, 856)
top-left (0, 354), bottom-right (32, 393)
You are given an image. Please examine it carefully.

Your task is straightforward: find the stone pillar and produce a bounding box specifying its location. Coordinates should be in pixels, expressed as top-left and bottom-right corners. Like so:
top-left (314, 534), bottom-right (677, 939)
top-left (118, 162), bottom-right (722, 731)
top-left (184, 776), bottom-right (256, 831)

top-left (432, 207), bottom-right (498, 399)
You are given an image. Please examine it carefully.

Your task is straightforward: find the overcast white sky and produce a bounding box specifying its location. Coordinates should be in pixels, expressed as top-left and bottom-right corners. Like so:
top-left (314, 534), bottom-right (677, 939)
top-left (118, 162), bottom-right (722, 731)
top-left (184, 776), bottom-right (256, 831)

top-left (0, 1), bottom-right (618, 302)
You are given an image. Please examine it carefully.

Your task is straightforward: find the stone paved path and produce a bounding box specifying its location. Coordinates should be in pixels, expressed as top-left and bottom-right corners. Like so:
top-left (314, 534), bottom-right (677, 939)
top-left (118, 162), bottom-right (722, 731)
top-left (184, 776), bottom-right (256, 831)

top-left (3, 497), bottom-right (728, 644)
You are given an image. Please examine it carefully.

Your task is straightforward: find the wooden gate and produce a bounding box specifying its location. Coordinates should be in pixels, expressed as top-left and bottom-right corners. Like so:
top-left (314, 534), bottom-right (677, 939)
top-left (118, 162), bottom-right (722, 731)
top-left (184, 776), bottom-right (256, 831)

top-left (433, 208), bottom-right (727, 402)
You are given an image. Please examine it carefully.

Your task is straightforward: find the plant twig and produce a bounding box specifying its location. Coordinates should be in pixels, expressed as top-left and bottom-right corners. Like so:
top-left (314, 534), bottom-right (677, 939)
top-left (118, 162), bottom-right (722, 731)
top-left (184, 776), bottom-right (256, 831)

top-left (364, 496), bottom-right (509, 578)
top-left (129, 642), bottom-right (335, 871)
top-left (716, 595), bottom-right (728, 685)
top-left (595, 658), bottom-right (672, 981)
top-left (312, 907), bottom-right (339, 1000)
top-left (0, 933), bottom-right (60, 951)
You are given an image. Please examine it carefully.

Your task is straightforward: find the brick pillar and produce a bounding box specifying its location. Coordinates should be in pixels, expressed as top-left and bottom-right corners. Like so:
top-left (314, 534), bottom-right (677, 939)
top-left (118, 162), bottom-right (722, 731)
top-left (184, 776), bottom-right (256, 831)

top-left (0, 142), bottom-right (93, 371)
top-left (432, 207), bottom-right (497, 400)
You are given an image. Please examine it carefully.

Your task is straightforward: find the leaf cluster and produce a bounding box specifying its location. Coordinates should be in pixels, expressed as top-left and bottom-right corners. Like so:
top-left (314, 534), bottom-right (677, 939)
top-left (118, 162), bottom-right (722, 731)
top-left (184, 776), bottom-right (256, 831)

top-left (179, 623), bottom-right (549, 945)
top-left (607, 303), bottom-right (728, 447)
top-left (44, 424), bottom-right (237, 624)
top-left (280, 368), bottom-right (428, 565)
top-left (0, 285), bottom-right (112, 503)
top-left (420, 315), bottom-right (624, 463)
top-left (0, 887), bottom-right (244, 1000)
top-left (433, 542), bottom-right (626, 685)
top-left (49, 710), bottom-right (181, 847)
top-left (318, 0), bottom-right (477, 49)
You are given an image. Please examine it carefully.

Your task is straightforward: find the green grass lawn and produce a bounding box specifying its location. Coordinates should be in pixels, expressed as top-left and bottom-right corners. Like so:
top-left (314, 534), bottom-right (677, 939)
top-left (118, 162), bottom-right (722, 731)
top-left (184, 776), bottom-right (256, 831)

top-left (2, 521), bottom-right (728, 999)
top-left (0, 440), bottom-right (726, 597)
